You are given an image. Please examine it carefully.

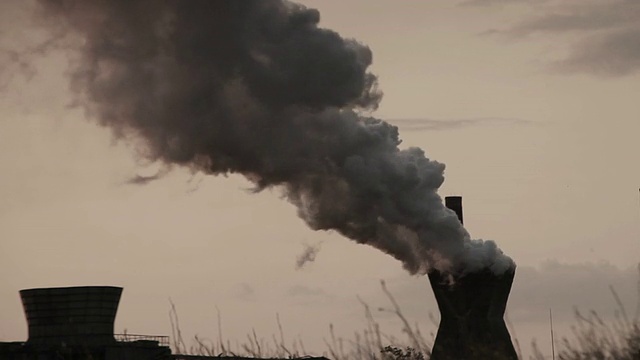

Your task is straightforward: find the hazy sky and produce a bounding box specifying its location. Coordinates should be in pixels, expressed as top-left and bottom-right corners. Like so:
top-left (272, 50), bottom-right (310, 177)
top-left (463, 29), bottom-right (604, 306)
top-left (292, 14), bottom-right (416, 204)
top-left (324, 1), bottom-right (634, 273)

top-left (1, 1), bottom-right (639, 359)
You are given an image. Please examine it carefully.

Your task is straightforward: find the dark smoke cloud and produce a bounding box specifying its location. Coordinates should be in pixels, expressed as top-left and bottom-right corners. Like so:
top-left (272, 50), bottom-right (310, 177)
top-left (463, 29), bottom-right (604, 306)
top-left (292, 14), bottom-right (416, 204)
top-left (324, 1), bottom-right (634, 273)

top-left (32, 0), bottom-right (513, 276)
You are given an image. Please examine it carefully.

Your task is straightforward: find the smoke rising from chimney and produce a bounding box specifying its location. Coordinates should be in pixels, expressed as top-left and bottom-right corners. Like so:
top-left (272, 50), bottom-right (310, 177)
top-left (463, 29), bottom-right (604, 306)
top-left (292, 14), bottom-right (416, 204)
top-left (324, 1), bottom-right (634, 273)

top-left (32, 0), bottom-right (513, 276)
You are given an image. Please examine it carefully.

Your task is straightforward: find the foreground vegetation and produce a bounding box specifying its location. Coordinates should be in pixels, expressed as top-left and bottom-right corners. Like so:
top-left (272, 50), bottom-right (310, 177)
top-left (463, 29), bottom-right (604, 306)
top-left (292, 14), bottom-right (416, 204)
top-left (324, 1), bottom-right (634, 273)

top-left (171, 272), bottom-right (640, 360)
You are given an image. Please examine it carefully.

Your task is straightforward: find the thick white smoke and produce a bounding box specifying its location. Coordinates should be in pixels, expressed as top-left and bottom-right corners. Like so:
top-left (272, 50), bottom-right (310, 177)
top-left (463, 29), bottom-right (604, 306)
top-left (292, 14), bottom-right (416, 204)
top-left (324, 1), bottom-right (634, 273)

top-left (30, 0), bottom-right (513, 276)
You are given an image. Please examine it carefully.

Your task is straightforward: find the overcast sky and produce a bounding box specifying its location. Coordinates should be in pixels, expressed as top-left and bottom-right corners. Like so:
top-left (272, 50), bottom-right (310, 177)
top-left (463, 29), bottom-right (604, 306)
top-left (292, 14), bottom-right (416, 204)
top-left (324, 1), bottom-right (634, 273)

top-left (1, 1), bottom-right (639, 359)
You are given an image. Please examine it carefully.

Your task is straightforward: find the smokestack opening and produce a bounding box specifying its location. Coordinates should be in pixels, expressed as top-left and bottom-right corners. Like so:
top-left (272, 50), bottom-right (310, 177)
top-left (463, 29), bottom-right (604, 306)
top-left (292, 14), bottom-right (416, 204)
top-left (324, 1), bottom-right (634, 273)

top-left (20, 286), bottom-right (122, 347)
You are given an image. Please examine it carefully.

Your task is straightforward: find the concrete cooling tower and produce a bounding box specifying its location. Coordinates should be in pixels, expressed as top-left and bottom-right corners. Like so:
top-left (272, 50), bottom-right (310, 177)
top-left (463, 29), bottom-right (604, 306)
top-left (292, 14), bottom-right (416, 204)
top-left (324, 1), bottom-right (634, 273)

top-left (428, 196), bottom-right (518, 360)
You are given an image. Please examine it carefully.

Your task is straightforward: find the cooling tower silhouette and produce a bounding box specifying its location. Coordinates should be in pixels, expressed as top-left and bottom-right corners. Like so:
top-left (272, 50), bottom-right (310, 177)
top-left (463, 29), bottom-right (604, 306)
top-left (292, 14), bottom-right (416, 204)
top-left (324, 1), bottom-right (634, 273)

top-left (20, 286), bottom-right (122, 346)
top-left (428, 197), bottom-right (518, 360)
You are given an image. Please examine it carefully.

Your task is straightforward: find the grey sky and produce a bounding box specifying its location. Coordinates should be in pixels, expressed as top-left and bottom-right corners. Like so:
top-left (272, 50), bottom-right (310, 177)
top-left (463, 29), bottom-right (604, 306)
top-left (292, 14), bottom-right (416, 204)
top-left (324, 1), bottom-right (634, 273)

top-left (483, 0), bottom-right (640, 75)
top-left (460, 0), bottom-right (548, 7)
top-left (1, 1), bottom-right (639, 359)
top-left (388, 117), bottom-right (535, 131)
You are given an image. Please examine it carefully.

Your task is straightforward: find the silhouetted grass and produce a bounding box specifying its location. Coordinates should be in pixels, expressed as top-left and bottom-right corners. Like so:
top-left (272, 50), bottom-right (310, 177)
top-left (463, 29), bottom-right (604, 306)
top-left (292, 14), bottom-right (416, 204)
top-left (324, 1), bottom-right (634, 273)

top-left (553, 284), bottom-right (640, 360)
top-left (173, 265), bottom-right (640, 360)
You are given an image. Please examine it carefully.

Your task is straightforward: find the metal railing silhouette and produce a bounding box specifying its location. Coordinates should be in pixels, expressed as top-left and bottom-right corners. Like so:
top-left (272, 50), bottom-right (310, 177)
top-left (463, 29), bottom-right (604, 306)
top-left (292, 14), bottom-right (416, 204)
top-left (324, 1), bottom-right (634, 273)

top-left (114, 333), bottom-right (170, 347)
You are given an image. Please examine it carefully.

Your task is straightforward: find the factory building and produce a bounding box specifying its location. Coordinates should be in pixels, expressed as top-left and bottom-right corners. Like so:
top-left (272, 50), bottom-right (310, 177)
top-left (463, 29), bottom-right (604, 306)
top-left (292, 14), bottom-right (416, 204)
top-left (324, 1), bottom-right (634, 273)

top-left (0, 286), bottom-right (172, 359)
top-left (0, 285), bottom-right (331, 360)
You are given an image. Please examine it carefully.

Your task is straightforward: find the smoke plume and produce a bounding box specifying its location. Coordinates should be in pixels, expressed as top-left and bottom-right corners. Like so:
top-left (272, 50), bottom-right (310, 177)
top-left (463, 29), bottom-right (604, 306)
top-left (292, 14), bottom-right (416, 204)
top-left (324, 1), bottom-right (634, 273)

top-left (296, 242), bottom-right (323, 270)
top-left (33, 0), bottom-right (513, 276)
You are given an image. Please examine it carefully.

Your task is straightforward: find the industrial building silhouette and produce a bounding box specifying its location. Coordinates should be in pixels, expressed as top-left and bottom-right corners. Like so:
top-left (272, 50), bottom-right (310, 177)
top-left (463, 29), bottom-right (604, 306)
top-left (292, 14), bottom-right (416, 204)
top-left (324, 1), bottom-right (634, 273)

top-left (0, 285), bottom-right (329, 360)
top-left (0, 286), bottom-right (173, 359)
top-left (427, 196), bottom-right (518, 360)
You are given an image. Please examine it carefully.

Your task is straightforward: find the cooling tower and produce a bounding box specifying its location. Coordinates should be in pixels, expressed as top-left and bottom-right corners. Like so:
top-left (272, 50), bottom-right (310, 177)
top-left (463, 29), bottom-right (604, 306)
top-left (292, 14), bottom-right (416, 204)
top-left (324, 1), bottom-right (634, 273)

top-left (19, 286), bottom-right (122, 347)
top-left (428, 197), bottom-right (518, 360)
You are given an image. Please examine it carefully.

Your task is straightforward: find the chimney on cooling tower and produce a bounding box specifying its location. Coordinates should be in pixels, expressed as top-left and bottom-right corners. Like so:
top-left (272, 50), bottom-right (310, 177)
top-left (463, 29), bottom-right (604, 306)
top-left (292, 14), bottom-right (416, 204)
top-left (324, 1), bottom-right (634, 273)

top-left (445, 196), bottom-right (463, 225)
top-left (428, 196), bottom-right (518, 360)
